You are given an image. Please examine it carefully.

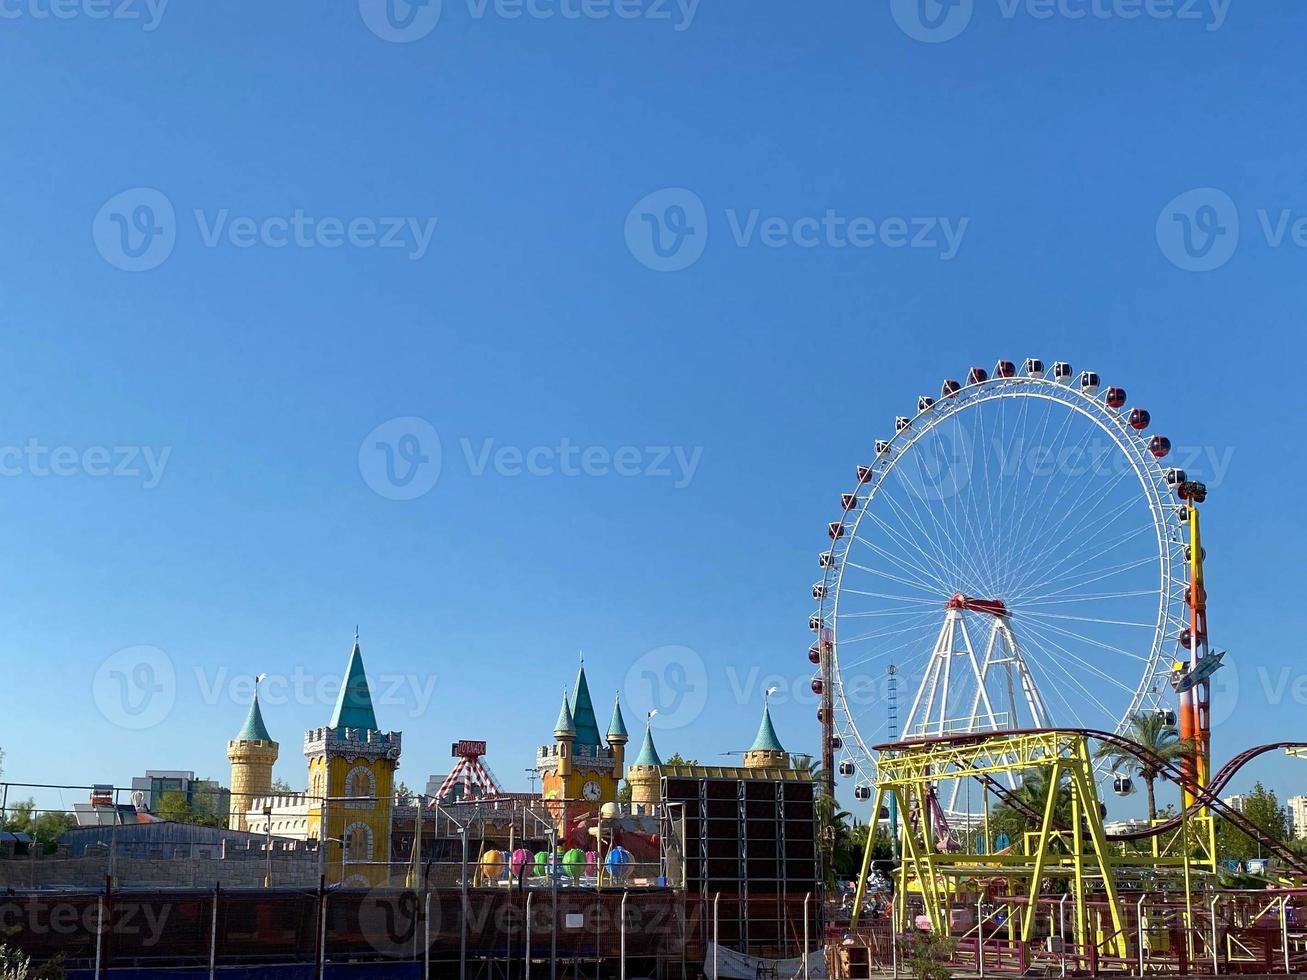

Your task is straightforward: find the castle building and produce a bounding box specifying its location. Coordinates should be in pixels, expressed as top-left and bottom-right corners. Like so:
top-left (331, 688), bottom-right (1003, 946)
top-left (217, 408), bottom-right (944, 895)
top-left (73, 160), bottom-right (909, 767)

top-left (303, 637), bottom-right (403, 887)
top-left (537, 665), bottom-right (626, 815)
top-left (227, 689), bottom-right (279, 832)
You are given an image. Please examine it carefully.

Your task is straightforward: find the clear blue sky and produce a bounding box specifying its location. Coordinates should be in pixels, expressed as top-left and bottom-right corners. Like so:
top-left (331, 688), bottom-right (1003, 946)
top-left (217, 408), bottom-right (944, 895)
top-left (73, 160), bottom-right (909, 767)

top-left (2, 2), bottom-right (1306, 823)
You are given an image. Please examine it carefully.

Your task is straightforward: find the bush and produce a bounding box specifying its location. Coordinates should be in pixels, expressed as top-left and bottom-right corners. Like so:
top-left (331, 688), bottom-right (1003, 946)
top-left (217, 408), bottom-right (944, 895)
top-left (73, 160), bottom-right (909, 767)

top-left (899, 930), bottom-right (957, 980)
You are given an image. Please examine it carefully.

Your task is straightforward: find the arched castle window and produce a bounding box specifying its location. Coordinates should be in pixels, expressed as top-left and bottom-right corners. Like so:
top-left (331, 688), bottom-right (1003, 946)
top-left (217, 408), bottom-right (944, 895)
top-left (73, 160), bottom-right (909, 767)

top-left (342, 821), bottom-right (374, 863)
top-left (344, 766), bottom-right (376, 808)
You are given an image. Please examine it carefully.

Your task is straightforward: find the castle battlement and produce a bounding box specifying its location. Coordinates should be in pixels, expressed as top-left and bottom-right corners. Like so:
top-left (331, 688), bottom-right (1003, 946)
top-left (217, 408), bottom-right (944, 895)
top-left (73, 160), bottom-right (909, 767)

top-left (303, 726), bottom-right (402, 760)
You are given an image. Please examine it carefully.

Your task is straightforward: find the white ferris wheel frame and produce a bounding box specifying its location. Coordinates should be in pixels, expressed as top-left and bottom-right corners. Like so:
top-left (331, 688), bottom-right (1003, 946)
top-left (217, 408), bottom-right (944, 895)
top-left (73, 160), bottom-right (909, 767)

top-left (815, 373), bottom-right (1190, 789)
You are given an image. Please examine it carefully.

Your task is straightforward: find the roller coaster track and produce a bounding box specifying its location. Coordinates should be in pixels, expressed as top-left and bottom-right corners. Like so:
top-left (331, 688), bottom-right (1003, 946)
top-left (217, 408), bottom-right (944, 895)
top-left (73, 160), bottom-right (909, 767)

top-left (874, 728), bottom-right (1307, 874)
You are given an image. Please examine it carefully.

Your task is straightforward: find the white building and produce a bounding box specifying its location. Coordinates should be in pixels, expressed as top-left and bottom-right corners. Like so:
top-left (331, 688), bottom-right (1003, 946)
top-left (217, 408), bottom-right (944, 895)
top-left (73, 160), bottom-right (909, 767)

top-left (1224, 794), bottom-right (1248, 812)
top-left (1288, 795), bottom-right (1307, 839)
top-left (242, 794), bottom-right (314, 841)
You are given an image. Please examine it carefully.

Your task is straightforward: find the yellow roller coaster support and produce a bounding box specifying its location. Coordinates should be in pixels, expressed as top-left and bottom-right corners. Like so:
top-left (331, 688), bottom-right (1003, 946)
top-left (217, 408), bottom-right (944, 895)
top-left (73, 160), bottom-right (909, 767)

top-left (850, 730), bottom-right (1130, 960)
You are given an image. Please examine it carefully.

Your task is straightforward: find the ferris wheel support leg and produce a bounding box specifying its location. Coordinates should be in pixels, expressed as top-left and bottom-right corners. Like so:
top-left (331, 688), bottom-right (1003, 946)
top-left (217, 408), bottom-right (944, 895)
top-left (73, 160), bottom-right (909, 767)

top-left (997, 617), bottom-right (1050, 728)
top-left (937, 625), bottom-right (955, 735)
top-left (905, 617), bottom-right (953, 738)
top-left (960, 615), bottom-right (1002, 731)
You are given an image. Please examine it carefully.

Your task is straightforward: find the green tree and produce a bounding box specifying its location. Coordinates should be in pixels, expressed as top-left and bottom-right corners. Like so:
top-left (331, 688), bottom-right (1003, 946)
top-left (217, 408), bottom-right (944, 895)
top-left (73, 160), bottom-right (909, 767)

top-left (989, 768), bottom-right (1071, 849)
top-left (841, 821), bottom-right (893, 878)
top-left (155, 790), bottom-right (194, 823)
top-left (270, 777), bottom-right (292, 793)
top-left (1, 800), bottom-right (74, 852)
top-left (1094, 713), bottom-right (1195, 821)
top-left (1217, 783), bottom-right (1290, 863)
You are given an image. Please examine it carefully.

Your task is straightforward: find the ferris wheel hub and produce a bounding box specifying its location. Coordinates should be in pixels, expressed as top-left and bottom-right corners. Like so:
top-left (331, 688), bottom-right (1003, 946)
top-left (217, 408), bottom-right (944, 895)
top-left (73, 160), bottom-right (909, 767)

top-left (946, 594), bottom-right (1009, 618)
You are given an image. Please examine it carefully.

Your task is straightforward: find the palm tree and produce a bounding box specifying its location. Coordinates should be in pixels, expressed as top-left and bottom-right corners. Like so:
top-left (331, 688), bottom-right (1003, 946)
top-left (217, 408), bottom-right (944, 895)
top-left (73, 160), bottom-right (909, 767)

top-left (1095, 712), bottom-right (1195, 822)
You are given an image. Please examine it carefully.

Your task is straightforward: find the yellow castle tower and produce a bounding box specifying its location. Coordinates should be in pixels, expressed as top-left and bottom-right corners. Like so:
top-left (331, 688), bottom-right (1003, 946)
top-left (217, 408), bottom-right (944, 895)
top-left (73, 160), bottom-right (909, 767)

top-left (537, 665), bottom-right (624, 817)
top-left (304, 635), bottom-right (402, 887)
top-left (226, 680), bottom-right (279, 832)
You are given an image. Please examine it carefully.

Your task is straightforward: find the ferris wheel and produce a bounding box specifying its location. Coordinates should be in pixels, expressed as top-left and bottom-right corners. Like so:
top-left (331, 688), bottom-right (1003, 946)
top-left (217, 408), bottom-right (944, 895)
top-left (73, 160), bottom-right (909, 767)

top-left (811, 359), bottom-right (1194, 802)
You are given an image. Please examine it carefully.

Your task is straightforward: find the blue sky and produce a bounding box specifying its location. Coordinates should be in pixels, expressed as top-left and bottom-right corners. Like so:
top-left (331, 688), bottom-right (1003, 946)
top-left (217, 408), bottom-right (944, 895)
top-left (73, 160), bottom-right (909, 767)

top-left (2, 1), bottom-right (1306, 822)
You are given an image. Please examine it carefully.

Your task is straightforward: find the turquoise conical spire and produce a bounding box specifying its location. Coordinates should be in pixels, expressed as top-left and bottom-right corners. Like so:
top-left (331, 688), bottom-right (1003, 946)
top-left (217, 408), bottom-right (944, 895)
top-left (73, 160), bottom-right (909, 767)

top-left (235, 689), bottom-right (273, 742)
top-left (330, 636), bottom-right (379, 731)
top-left (554, 692), bottom-right (576, 736)
top-left (569, 662), bottom-right (601, 748)
top-left (750, 702), bottom-right (785, 753)
top-left (607, 694), bottom-right (629, 742)
top-left (633, 724), bottom-right (662, 767)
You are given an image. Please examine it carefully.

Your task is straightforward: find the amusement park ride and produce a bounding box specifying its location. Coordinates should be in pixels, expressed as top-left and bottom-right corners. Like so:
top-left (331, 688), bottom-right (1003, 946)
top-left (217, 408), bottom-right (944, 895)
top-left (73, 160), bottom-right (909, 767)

top-left (811, 359), bottom-right (1307, 974)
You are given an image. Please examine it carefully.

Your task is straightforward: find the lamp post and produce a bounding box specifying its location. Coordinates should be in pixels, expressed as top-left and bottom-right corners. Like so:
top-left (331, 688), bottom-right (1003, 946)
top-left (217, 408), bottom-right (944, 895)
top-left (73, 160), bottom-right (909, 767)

top-left (263, 805), bottom-right (273, 887)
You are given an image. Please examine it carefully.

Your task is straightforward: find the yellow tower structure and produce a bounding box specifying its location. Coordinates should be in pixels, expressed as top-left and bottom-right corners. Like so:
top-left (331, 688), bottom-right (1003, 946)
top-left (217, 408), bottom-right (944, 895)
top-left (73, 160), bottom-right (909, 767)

top-left (537, 666), bottom-right (623, 816)
top-left (304, 636), bottom-right (402, 887)
top-left (226, 683), bottom-right (279, 832)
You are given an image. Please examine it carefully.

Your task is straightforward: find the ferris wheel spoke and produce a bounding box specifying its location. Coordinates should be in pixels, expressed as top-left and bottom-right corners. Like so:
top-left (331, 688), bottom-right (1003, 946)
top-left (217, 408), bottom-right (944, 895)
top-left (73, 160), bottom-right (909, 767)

top-left (877, 470), bottom-right (987, 592)
top-left (838, 588), bottom-right (946, 605)
top-left (1017, 609), bottom-right (1155, 629)
top-left (1020, 634), bottom-right (1115, 728)
top-left (950, 408), bottom-right (1006, 597)
top-left (1019, 628), bottom-right (1139, 712)
top-left (1017, 614), bottom-right (1149, 663)
top-left (850, 533), bottom-right (954, 595)
top-left (1003, 453), bottom-right (1140, 597)
top-left (1006, 471), bottom-right (1151, 592)
top-left (842, 559), bottom-right (945, 596)
top-left (996, 395), bottom-right (1084, 588)
top-left (867, 480), bottom-right (972, 588)
top-left (1001, 433), bottom-right (1139, 598)
top-left (1008, 516), bottom-right (1154, 602)
top-left (856, 506), bottom-right (961, 592)
top-left (1009, 531), bottom-right (1156, 604)
top-left (1018, 588), bottom-right (1158, 607)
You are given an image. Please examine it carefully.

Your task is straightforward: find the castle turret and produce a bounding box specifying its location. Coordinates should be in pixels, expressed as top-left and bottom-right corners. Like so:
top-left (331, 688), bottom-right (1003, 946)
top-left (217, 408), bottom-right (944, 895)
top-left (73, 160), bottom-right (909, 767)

top-left (553, 692), bottom-right (576, 779)
top-left (627, 721), bottom-right (663, 810)
top-left (304, 634), bottom-right (402, 887)
top-left (227, 682), bottom-right (279, 832)
top-left (743, 700), bottom-right (789, 770)
top-left (607, 694), bottom-right (629, 782)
